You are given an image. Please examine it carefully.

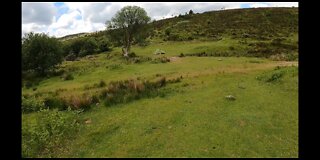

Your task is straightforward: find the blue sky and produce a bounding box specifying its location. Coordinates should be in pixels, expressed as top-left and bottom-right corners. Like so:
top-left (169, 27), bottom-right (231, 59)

top-left (22, 2), bottom-right (298, 38)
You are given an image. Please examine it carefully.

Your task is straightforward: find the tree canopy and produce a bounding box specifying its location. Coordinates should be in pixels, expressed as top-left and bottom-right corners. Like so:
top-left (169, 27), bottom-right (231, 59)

top-left (106, 6), bottom-right (151, 57)
top-left (22, 32), bottom-right (63, 75)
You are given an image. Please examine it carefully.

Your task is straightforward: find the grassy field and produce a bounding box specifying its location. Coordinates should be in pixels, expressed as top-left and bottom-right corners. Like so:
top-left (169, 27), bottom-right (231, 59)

top-left (22, 40), bottom-right (298, 157)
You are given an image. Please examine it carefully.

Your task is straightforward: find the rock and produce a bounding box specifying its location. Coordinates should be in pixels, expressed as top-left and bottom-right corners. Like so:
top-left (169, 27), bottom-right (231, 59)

top-left (96, 103), bottom-right (99, 106)
top-left (218, 58), bottom-right (222, 61)
top-left (225, 95), bottom-right (236, 101)
top-left (85, 119), bottom-right (92, 124)
top-left (154, 49), bottom-right (166, 55)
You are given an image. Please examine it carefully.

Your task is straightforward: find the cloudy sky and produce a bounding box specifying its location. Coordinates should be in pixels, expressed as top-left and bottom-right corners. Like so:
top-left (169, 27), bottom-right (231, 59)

top-left (22, 2), bottom-right (298, 38)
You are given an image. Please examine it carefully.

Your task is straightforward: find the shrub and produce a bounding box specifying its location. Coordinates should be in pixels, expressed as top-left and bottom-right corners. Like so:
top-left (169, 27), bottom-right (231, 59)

top-left (25, 81), bottom-right (33, 89)
top-left (61, 73), bottom-right (74, 81)
top-left (100, 78), bottom-right (167, 106)
top-left (22, 96), bottom-right (46, 113)
top-left (98, 80), bottom-right (106, 87)
top-left (64, 94), bottom-right (93, 110)
top-left (128, 52), bottom-right (137, 58)
top-left (91, 95), bottom-right (100, 104)
top-left (165, 27), bottom-right (172, 36)
top-left (156, 77), bottom-right (166, 87)
top-left (44, 97), bottom-right (67, 111)
top-left (22, 109), bottom-right (80, 157)
top-left (22, 32), bottom-right (63, 75)
top-left (151, 56), bottom-right (170, 63)
top-left (179, 53), bottom-right (185, 57)
top-left (65, 53), bottom-right (77, 61)
top-left (256, 68), bottom-right (286, 83)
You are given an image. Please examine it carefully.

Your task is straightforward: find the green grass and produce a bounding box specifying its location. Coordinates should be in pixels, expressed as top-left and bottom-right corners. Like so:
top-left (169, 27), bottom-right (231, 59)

top-left (39, 67), bottom-right (297, 158)
top-left (22, 7), bottom-right (299, 157)
top-left (22, 51), bottom-right (298, 157)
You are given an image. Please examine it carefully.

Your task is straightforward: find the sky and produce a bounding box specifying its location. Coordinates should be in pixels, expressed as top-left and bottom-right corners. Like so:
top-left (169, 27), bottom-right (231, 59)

top-left (22, 2), bottom-right (298, 38)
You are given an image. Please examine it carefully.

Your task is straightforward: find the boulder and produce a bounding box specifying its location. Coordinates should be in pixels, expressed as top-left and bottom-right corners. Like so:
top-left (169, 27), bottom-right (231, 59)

top-left (225, 95), bottom-right (236, 101)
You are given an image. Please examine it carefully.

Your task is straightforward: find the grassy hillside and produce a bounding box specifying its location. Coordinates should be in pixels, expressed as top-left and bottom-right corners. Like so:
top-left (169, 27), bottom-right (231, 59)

top-left (59, 7), bottom-right (298, 60)
top-left (151, 7), bottom-right (298, 40)
top-left (22, 7), bottom-right (299, 158)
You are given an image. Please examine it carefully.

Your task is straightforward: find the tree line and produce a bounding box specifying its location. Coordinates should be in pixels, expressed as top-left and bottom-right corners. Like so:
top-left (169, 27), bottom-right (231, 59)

top-left (22, 6), bottom-right (151, 76)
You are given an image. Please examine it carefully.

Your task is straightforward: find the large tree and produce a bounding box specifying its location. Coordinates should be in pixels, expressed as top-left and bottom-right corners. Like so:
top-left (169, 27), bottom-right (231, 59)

top-left (106, 6), bottom-right (151, 57)
top-left (22, 32), bottom-right (63, 75)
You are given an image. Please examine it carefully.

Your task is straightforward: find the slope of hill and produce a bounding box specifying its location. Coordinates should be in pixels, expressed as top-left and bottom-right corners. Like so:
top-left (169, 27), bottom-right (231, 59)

top-left (151, 7), bottom-right (298, 41)
top-left (60, 7), bottom-right (298, 60)
top-left (22, 7), bottom-right (299, 158)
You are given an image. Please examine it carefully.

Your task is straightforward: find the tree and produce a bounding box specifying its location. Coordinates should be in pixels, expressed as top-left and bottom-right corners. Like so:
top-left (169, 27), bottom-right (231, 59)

top-left (106, 6), bottom-right (151, 57)
top-left (189, 10), bottom-right (194, 15)
top-left (22, 32), bottom-right (63, 75)
top-left (79, 37), bottom-right (98, 57)
top-left (97, 36), bottom-right (111, 52)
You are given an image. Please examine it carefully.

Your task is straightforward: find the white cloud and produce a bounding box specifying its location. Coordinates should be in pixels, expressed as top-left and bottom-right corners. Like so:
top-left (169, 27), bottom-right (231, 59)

top-left (22, 2), bottom-right (299, 38)
top-left (22, 2), bottom-right (57, 25)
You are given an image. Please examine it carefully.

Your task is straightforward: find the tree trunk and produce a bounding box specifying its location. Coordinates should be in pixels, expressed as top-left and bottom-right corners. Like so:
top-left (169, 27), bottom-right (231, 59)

top-left (122, 28), bottom-right (131, 57)
top-left (122, 47), bottom-right (129, 57)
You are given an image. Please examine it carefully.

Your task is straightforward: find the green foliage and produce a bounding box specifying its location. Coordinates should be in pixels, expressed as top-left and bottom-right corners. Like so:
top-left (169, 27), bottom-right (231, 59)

top-left (151, 56), bottom-right (170, 63)
top-left (22, 32), bottom-right (63, 75)
top-left (61, 73), bottom-right (74, 81)
top-left (62, 37), bottom-right (107, 58)
top-left (44, 96), bottom-right (68, 111)
top-left (79, 38), bottom-right (98, 57)
top-left (106, 6), bottom-right (151, 55)
top-left (22, 109), bottom-right (80, 157)
top-left (100, 78), bottom-right (170, 106)
top-left (98, 80), bottom-right (106, 87)
top-left (189, 9), bottom-right (194, 15)
top-left (65, 53), bottom-right (77, 61)
top-left (165, 27), bottom-right (172, 36)
top-left (63, 94), bottom-right (94, 110)
top-left (22, 96), bottom-right (46, 113)
top-left (97, 36), bottom-right (111, 52)
top-left (256, 66), bottom-right (298, 83)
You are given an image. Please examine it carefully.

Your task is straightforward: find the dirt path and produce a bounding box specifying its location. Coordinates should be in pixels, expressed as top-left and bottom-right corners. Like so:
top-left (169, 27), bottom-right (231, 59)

top-left (169, 56), bottom-right (182, 62)
top-left (276, 61), bottom-right (298, 67)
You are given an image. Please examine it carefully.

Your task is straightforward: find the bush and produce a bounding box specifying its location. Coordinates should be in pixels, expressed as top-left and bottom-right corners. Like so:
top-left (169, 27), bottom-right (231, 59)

top-left (256, 67), bottom-right (293, 83)
top-left (64, 94), bottom-right (93, 110)
top-left (65, 53), bottom-right (77, 61)
top-left (101, 78), bottom-right (167, 106)
top-left (61, 73), bottom-right (74, 81)
top-left (179, 53), bottom-right (185, 57)
top-left (22, 109), bottom-right (80, 157)
top-left (165, 27), bottom-right (172, 36)
top-left (22, 32), bottom-right (63, 75)
top-left (98, 80), bottom-right (106, 87)
top-left (151, 56), bottom-right (170, 63)
top-left (22, 96), bottom-right (46, 113)
top-left (44, 97), bottom-right (67, 111)
top-left (128, 52), bottom-right (137, 57)
top-left (25, 81), bottom-right (33, 89)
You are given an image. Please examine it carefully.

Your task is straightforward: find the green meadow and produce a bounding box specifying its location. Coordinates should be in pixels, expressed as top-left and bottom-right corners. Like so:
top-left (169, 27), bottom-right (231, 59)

top-left (22, 7), bottom-right (298, 158)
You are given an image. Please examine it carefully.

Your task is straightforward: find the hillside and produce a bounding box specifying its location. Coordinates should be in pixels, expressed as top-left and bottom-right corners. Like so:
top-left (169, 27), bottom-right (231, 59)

top-left (22, 7), bottom-right (299, 158)
top-left (59, 7), bottom-right (298, 60)
top-left (151, 7), bottom-right (298, 41)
